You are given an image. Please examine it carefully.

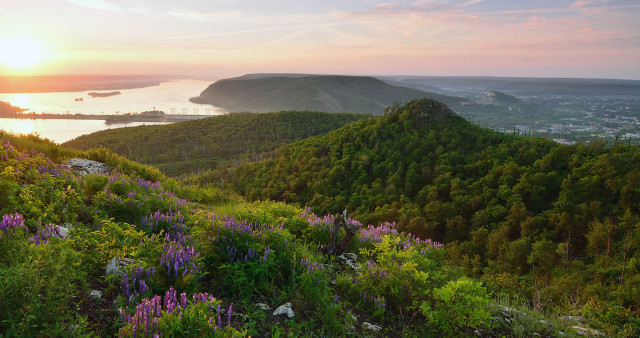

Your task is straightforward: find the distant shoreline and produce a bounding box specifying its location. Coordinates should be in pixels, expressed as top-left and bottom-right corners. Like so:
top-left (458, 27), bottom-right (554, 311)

top-left (0, 111), bottom-right (217, 123)
top-left (0, 75), bottom-right (167, 94)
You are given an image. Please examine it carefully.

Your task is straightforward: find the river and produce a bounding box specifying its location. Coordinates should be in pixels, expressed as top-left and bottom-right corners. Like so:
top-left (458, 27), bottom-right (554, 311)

top-left (0, 79), bottom-right (226, 143)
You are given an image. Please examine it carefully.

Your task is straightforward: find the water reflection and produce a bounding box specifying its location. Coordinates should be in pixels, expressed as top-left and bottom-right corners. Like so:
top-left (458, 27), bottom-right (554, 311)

top-left (12, 94), bottom-right (30, 108)
top-left (0, 118), bottom-right (170, 144)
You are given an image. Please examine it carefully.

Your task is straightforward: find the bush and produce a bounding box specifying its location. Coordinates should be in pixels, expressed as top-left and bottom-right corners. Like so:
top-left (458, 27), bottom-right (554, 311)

top-left (421, 277), bottom-right (491, 335)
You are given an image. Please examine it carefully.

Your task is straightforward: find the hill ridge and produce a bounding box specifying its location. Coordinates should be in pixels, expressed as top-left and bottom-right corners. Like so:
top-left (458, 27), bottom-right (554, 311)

top-left (190, 74), bottom-right (468, 114)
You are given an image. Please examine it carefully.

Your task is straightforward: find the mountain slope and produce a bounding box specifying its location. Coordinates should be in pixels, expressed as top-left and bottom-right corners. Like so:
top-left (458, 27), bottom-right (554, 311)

top-left (63, 110), bottom-right (368, 177)
top-left (190, 75), bottom-right (468, 114)
top-left (215, 98), bottom-right (640, 315)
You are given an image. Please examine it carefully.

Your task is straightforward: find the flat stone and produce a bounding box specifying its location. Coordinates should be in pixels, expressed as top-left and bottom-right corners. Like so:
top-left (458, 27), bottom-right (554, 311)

top-left (256, 303), bottom-right (271, 311)
top-left (362, 322), bottom-right (382, 332)
top-left (272, 302), bottom-right (295, 319)
top-left (57, 225), bottom-right (70, 238)
top-left (561, 316), bottom-right (585, 322)
top-left (89, 290), bottom-right (103, 299)
top-left (494, 304), bottom-right (523, 315)
top-left (572, 326), bottom-right (605, 337)
top-left (105, 257), bottom-right (138, 277)
top-left (64, 158), bottom-right (111, 177)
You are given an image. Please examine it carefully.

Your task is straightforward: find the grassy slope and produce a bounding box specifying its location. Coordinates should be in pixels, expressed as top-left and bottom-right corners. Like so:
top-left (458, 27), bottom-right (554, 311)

top-left (63, 110), bottom-right (368, 177)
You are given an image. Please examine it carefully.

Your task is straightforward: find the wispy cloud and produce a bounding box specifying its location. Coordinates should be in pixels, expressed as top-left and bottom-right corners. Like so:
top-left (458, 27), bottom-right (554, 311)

top-left (158, 25), bottom-right (303, 41)
top-left (166, 9), bottom-right (244, 22)
top-left (571, 0), bottom-right (594, 8)
top-left (65, 0), bottom-right (122, 11)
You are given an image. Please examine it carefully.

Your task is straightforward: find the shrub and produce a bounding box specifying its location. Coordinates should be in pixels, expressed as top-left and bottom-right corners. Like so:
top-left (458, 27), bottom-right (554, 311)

top-left (421, 277), bottom-right (491, 335)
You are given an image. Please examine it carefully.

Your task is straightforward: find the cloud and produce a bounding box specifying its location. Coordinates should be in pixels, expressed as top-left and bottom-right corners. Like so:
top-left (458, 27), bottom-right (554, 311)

top-left (65, 0), bottom-right (122, 11)
top-left (571, 0), bottom-right (593, 7)
top-left (166, 9), bottom-right (244, 22)
top-left (375, 3), bottom-right (394, 11)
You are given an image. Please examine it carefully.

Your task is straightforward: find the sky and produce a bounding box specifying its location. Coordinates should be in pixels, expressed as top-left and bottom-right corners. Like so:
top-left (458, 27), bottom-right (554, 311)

top-left (0, 0), bottom-right (639, 79)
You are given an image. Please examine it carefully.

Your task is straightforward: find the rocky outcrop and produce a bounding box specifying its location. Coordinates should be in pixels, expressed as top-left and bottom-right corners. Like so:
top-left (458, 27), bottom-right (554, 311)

top-left (338, 253), bottom-right (358, 270)
top-left (571, 326), bottom-right (605, 337)
top-left (89, 290), bottom-right (103, 299)
top-left (273, 302), bottom-right (295, 319)
top-left (64, 158), bottom-right (111, 177)
top-left (105, 257), bottom-right (138, 277)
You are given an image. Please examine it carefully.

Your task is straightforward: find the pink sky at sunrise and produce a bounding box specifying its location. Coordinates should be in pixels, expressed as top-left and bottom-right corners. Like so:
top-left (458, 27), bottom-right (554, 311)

top-left (0, 0), bottom-right (638, 79)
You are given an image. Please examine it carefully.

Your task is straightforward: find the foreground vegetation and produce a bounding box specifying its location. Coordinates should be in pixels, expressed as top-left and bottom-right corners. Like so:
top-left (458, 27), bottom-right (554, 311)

top-left (0, 131), bottom-right (507, 336)
top-left (2, 98), bottom-right (639, 336)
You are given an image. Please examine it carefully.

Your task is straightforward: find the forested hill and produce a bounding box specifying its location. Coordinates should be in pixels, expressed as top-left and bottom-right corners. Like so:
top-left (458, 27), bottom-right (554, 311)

top-left (189, 75), bottom-right (468, 114)
top-left (63, 110), bottom-right (368, 176)
top-left (222, 98), bottom-right (640, 313)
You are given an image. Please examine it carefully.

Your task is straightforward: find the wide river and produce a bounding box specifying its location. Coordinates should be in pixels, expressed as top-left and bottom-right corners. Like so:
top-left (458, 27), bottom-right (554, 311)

top-left (0, 79), bottom-right (227, 144)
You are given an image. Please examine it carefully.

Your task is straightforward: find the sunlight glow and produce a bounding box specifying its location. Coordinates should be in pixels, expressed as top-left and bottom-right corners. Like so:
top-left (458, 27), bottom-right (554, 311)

top-left (0, 37), bottom-right (47, 70)
top-left (2, 119), bottom-right (36, 136)
top-left (11, 94), bottom-right (31, 110)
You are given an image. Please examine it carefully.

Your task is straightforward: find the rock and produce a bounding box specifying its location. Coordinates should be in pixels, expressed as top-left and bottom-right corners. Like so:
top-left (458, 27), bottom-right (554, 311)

top-left (561, 315), bottom-right (585, 323)
top-left (494, 304), bottom-right (523, 315)
top-left (57, 225), bottom-right (70, 238)
top-left (571, 326), bottom-right (605, 337)
top-left (345, 313), bottom-right (358, 333)
top-left (273, 302), bottom-right (295, 319)
top-left (362, 322), bottom-right (382, 333)
top-left (256, 303), bottom-right (271, 311)
top-left (64, 158), bottom-right (111, 177)
top-left (338, 252), bottom-right (358, 269)
top-left (105, 257), bottom-right (138, 277)
top-left (89, 290), bottom-right (103, 299)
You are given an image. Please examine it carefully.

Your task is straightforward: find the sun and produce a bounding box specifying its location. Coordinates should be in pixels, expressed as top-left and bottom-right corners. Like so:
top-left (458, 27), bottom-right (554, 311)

top-left (0, 37), bottom-right (47, 70)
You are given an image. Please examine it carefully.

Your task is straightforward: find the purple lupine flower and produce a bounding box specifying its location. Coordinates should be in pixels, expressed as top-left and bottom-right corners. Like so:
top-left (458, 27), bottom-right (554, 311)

top-left (139, 280), bottom-right (148, 295)
top-left (1, 213), bottom-right (25, 238)
top-left (227, 303), bottom-right (233, 327)
top-left (180, 292), bottom-right (187, 309)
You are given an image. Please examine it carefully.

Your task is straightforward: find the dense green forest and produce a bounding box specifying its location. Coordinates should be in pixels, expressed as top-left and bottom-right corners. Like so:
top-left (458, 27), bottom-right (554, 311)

top-left (64, 111), bottom-right (368, 177)
top-left (190, 75), bottom-right (468, 114)
top-left (6, 130), bottom-right (625, 337)
top-left (196, 98), bottom-right (640, 329)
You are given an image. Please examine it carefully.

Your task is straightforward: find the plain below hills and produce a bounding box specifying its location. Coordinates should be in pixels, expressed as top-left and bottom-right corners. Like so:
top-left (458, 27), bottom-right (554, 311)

top-left (189, 74), bottom-right (468, 114)
top-left (63, 110), bottom-right (369, 177)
